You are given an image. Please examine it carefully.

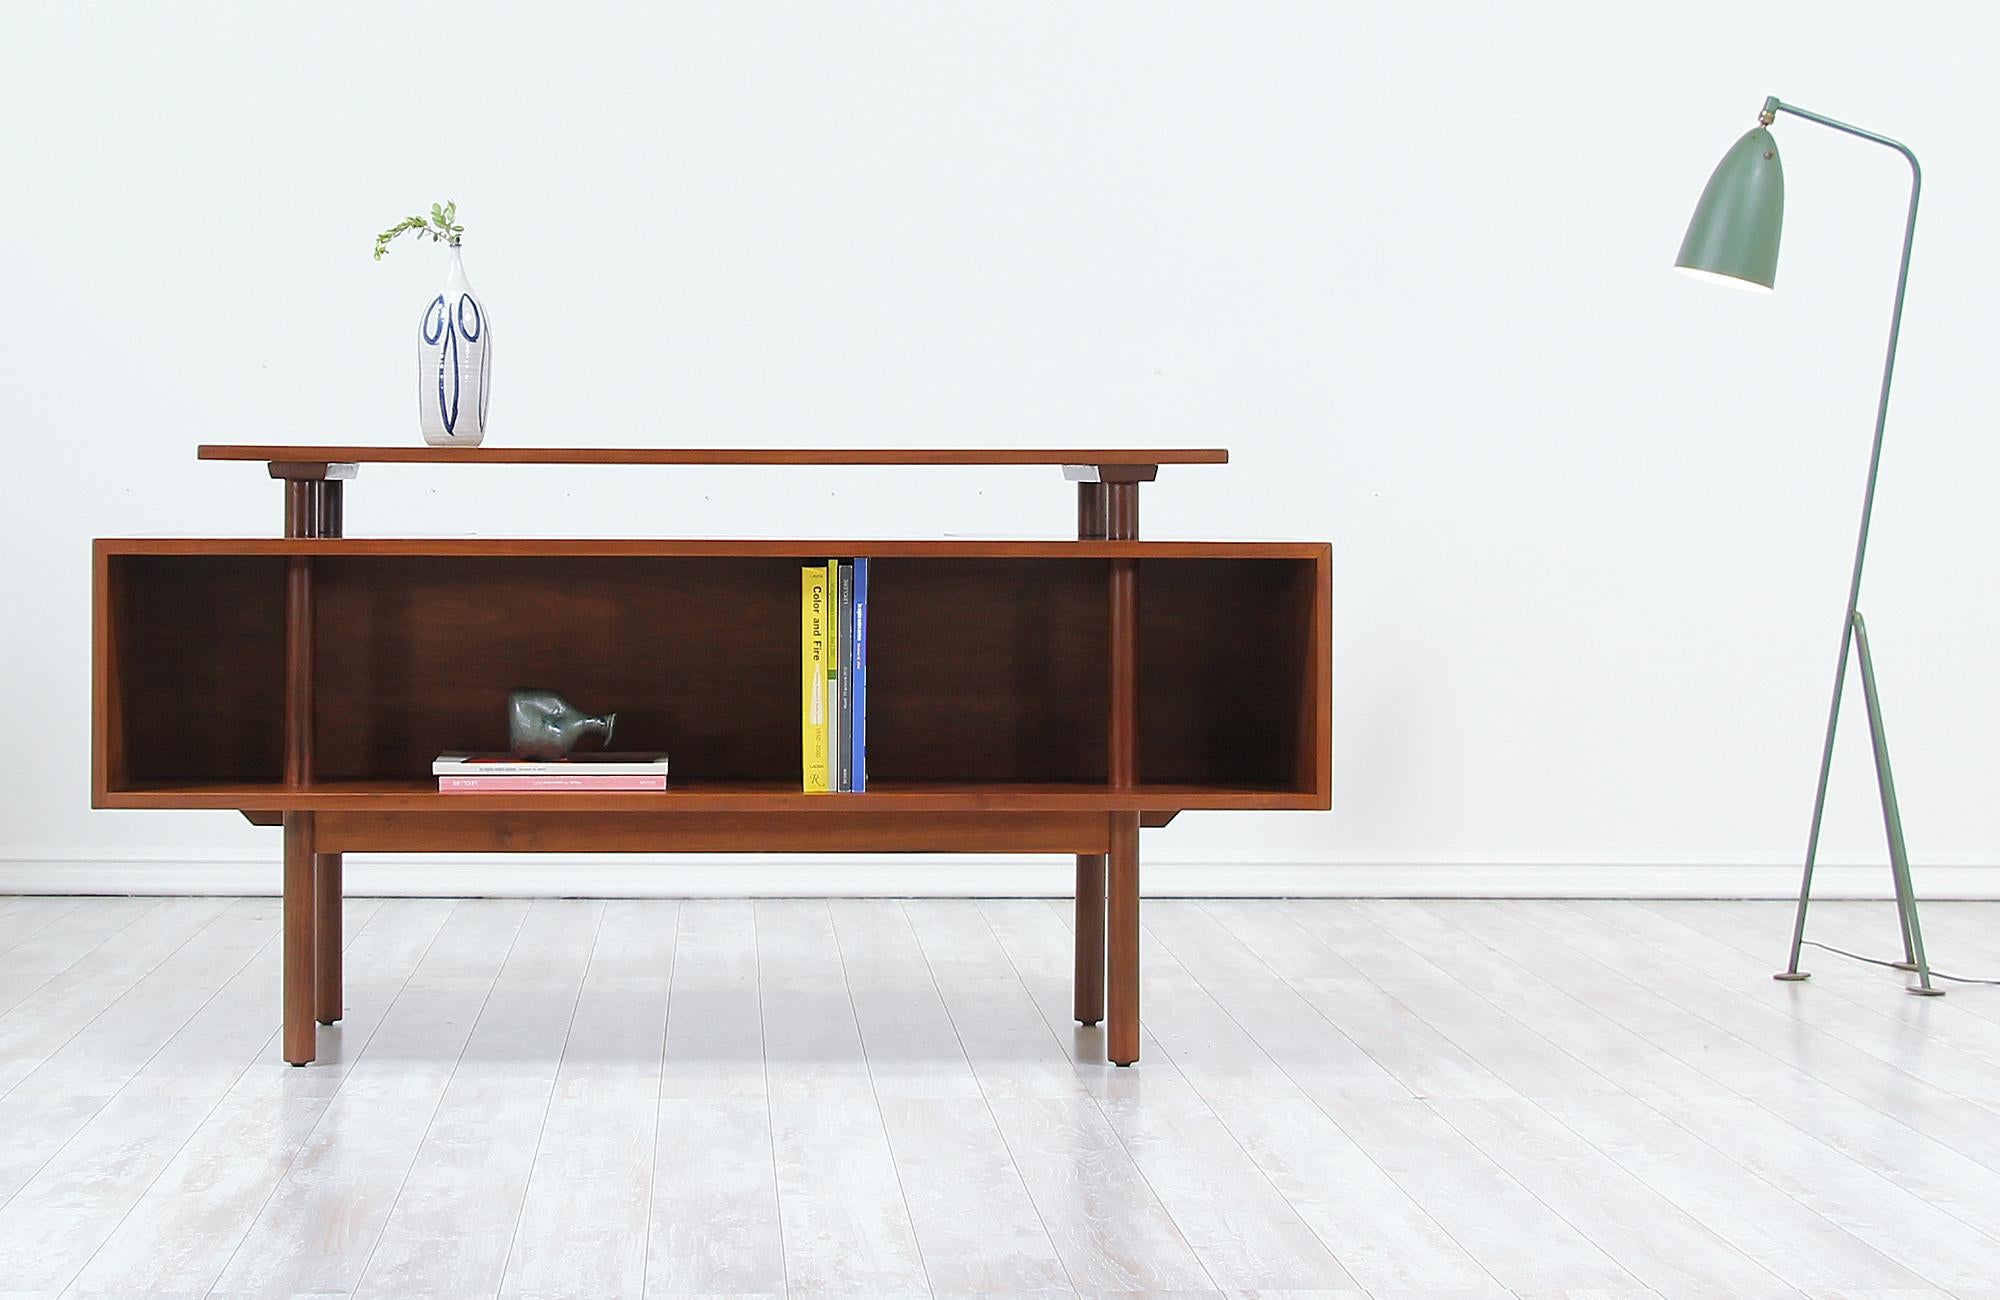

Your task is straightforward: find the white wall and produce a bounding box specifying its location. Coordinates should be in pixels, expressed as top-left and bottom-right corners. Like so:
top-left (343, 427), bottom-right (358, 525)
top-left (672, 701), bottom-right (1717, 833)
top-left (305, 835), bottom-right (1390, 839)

top-left (3, 2), bottom-right (1996, 898)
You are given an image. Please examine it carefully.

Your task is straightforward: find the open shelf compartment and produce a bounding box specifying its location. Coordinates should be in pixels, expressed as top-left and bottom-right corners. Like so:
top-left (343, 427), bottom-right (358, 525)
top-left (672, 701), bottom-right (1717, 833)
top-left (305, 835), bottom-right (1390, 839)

top-left (94, 540), bottom-right (1330, 812)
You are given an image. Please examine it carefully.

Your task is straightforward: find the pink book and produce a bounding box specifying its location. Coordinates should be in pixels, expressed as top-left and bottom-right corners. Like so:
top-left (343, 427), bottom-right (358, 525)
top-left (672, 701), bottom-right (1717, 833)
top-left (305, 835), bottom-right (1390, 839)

top-left (439, 775), bottom-right (667, 792)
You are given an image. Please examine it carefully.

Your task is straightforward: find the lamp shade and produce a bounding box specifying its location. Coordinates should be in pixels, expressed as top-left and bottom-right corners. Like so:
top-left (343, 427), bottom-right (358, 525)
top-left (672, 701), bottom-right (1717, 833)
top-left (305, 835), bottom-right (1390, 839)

top-left (1676, 126), bottom-right (1784, 290)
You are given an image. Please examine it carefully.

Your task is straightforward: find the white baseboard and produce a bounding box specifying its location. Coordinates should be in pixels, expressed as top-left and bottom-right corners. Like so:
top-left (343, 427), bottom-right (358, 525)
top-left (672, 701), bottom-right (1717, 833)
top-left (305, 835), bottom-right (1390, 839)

top-left (1, 855), bottom-right (1995, 899)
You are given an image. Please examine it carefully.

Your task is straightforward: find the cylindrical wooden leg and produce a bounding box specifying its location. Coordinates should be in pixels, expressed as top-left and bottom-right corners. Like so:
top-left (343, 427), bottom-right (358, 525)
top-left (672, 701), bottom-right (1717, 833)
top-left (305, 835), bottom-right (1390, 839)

top-left (1078, 481), bottom-right (1108, 540)
top-left (315, 852), bottom-right (342, 1024)
top-left (279, 469), bottom-right (340, 1059)
top-left (283, 812), bottom-right (318, 1066)
top-left (317, 478), bottom-right (344, 538)
top-left (1074, 854), bottom-right (1106, 1024)
top-left (1075, 480), bottom-right (1112, 1028)
top-left (1105, 480), bottom-right (1138, 543)
top-left (1107, 813), bottom-right (1141, 1066)
top-left (284, 556), bottom-right (313, 787)
top-left (1103, 480), bottom-right (1140, 1063)
top-left (284, 478), bottom-right (317, 540)
top-left (1109, 560), bottom-right (1137, 785)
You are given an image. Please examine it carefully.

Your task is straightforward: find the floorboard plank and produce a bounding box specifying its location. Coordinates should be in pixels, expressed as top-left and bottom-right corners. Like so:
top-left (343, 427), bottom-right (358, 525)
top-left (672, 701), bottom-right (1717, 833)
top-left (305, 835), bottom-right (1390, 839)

top-left (645, 1097), bottom-right (786, 1298)
top-left (500, 899), bottom-right (676, 1300)
top-left (987, 1095), bottom-right (1213, 1292)
top-left (645, 904), bottom-right (788, 1294)
top-left (768, 1099), bottom-right (929, 1295)
top-left (1097, 1088), bottom-right (1357, 1290)
top-left (660, 899), bottom-right (764, 1101)
top-left (876, 1095), bottom-right (1073, 1294)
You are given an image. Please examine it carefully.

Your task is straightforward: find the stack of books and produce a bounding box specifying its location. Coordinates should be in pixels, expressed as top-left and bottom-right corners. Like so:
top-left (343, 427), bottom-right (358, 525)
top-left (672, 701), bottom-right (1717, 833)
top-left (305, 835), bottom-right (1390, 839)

top-left (802, 558), bottom-right (868, 793)
top-left (433, 752), bottom-right (671, 792)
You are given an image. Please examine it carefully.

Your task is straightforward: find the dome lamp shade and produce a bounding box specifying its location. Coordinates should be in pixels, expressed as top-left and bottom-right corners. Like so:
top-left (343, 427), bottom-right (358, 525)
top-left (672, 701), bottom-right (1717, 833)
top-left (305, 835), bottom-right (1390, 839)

top-left (1676, 126), bottom-right (1785, 291)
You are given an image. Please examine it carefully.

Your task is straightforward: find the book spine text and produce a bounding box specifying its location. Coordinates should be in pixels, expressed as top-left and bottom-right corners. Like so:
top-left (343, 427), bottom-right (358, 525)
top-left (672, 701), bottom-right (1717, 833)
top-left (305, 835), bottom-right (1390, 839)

top-left (801, 565), bottom-right (831, 793)
top-left (853, 557), bottom-right (868, 792)
top-left (837, 560), bottom-right (855, 793)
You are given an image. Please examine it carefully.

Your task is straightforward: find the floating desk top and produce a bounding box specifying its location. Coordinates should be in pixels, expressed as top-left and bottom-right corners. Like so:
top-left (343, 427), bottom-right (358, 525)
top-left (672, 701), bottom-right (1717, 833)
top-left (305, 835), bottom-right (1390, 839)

top-left (200, 444), bottom-right (1229, 521)
top-left (198, 444), bottom-right (1229, 467)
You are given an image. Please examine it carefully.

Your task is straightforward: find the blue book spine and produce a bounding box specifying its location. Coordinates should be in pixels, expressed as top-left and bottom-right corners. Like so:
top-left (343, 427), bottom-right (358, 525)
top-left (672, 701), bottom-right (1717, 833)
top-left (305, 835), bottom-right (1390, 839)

top-left (836, 561), bottom-right (855, 792)
top-left (852, 557), bottom-right (868, 793)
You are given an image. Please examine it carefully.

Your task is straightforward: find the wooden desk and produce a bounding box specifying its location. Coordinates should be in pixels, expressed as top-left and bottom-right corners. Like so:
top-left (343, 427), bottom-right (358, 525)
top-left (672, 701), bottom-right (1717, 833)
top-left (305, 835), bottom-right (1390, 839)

top-left (96, 448), bottom-right (1330, 1067)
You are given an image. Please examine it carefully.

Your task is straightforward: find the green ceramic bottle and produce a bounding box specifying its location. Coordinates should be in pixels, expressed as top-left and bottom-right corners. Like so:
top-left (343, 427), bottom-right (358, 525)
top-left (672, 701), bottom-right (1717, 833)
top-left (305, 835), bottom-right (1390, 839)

top-left (507, 688), bottom-right (616, 761)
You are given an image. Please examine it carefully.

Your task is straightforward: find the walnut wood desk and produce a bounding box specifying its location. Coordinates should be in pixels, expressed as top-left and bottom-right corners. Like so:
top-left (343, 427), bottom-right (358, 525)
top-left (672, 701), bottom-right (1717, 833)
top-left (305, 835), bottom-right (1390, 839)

top-left (93, 447), bottom-right (1331, 1067)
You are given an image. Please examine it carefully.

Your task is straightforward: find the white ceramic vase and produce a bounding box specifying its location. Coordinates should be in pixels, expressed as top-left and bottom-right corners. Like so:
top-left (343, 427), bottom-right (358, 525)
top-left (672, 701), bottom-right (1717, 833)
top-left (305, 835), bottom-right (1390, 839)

top-left (418, 240), bottom-right (491, 446)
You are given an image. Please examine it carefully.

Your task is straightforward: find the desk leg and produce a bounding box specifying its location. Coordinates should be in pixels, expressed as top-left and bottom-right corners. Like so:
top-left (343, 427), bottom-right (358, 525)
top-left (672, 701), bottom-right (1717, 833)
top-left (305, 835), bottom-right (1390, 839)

top-left (315, 853), bottom-right (342, 1024)
top-left (1074, 480), bottom-right (1112, 1024)
top-left (283, 813), bottom-right (318, 1065)
top-left (309, 479), bottom-right (344, 1027)
top-left (1096, 477), bottom-right (1141, 1062)
top-left (1104, 481), bottom-right (1139, 1063)
top-left (281, 480), bottom-right (327, 1063)
top-left (1074, 855), bottom-right (1105, 1024)
top-left (1107, 813), bottom-right (1141, 1066)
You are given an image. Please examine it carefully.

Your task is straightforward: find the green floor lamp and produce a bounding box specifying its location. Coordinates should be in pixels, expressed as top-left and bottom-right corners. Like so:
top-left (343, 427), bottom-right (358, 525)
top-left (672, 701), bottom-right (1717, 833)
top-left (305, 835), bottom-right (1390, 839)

top-left (1675, 96), bottom-right (1942, 996)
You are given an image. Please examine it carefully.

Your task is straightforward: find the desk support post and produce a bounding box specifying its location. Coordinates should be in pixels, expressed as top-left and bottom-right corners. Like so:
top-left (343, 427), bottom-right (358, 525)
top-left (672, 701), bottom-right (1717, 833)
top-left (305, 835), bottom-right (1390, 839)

top-left (282, 812), bottom-right (318, 1064)
top-left (1105, 477), bottom-right (1141, 1065)
top-left (1107, 811), bottom-right (1141, 1065)
top-left (281, 473), bottom-right (346, 1063)
top-left (1074, 483), bottom-right (1110, 1026)
top-left (310, 480), bottom-right (344, 1025)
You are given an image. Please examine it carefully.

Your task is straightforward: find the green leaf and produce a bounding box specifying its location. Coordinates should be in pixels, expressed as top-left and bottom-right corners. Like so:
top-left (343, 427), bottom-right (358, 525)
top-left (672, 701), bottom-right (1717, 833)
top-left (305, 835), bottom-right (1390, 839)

top-left (371, 205), bottom-right (467, 261)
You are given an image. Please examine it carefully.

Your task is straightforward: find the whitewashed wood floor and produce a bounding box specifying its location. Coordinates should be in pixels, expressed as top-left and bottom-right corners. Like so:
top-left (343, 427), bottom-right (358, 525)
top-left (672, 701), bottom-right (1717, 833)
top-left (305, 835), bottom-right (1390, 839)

top-left (0, 896), bottom-right (1996, 1299)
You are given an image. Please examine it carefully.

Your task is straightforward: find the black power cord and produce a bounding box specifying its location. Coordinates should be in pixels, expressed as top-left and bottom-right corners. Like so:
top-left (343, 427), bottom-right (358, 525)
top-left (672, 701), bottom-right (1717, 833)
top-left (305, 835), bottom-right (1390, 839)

top-left (1802, 939), bottom-right (2000, 986)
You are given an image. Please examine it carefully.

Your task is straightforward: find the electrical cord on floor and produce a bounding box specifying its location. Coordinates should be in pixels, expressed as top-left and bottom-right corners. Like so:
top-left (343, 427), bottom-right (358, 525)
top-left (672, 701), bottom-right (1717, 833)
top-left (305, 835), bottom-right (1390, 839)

top-left (1802, 939), bottom-right (2000, 986)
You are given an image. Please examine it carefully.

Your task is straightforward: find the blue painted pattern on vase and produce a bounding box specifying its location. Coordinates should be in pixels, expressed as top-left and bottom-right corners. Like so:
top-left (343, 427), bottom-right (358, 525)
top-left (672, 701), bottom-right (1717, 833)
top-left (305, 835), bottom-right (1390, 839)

top-left (418, 242), bottom-right (490, 446)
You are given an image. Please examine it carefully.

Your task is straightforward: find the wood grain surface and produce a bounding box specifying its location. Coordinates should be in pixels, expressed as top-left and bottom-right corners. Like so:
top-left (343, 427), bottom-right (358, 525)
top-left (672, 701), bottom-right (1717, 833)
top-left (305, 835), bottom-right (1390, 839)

top-left (200, 444), bottom-right (1229, 466)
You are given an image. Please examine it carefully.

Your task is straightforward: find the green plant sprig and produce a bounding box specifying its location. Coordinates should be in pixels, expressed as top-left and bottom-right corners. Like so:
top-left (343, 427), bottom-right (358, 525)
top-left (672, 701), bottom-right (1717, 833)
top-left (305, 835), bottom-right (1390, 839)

top-left (372, 201), bottom-right (464, 261)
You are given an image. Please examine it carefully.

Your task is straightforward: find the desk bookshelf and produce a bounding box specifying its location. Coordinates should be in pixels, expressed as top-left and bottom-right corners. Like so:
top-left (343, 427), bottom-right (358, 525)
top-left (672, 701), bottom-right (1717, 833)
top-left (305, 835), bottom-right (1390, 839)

top-left (94, 449), bottom-right (1330, 1066)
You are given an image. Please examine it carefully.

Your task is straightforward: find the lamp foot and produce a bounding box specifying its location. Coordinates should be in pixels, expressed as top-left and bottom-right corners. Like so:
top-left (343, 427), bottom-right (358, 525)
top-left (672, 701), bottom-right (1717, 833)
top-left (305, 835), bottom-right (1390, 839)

top-left (1774, 971), bottom-right (1811, 982)
top-left (1908, 986), bottom-right (1946, 998)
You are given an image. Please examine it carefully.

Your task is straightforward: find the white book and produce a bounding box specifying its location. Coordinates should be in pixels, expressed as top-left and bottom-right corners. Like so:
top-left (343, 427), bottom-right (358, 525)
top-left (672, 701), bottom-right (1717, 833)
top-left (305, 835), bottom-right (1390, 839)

top-left (432, 752), bottom-right (670, 777)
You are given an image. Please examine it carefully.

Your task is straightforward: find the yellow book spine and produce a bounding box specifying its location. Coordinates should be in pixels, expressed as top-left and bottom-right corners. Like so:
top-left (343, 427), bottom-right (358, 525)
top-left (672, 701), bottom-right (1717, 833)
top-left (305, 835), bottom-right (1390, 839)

top-left (826, 556), bottom-right (842, 792)
top-left (801, 565), bottom-right (831, 793)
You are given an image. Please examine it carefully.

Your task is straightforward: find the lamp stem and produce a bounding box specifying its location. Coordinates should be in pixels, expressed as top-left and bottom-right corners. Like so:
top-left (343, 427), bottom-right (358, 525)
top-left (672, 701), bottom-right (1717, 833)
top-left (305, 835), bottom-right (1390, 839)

top-left (1775, 101), bottom-right (1926, 981)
